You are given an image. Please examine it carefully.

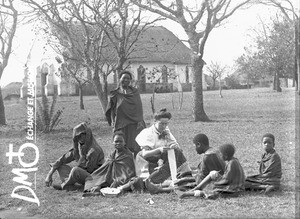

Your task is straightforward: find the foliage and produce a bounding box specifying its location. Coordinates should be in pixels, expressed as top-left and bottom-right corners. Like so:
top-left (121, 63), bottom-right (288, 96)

top-left (224, 74), bottom-right (242, 89)
top-left (257, 0), bottom-right (300, 92)
top-left (235, 15), bottom-right (295, 91)
top-left (36, 95), bottom-right (63, 133)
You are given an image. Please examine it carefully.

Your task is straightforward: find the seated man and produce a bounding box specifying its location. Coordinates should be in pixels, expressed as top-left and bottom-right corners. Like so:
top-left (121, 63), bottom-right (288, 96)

top-left (45, 122), bottom-right (105, 190)
top-left (135, 108), bottom-right (192, 194)
top-left (244, 133), bottom-right (282, 194)
top-left (174, 133), bottom-right (226, 189)
top-left (177, 143), bottom-right (245, 199)
top-left (83, 131), bottom-right (136, 196)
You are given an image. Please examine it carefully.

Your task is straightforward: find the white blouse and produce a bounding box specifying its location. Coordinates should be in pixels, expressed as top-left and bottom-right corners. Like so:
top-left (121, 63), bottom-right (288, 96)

top-left (135, 124), bottom-right (178, 150)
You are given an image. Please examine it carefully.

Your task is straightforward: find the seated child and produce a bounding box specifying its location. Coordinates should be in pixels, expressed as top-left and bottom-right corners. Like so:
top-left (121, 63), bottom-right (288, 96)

top-left (174, 133), bottom-right (226, 189)
top-left (177, 143), bottom-right (245, 199)
top-left (82, 131), bottom-right (136, 196)
top-left (244, 133), bottom-right (282, 194)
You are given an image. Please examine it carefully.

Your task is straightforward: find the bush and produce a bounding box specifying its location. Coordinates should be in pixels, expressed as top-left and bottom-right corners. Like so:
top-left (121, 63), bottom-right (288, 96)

top-left (36, 95), bottom-right (63, 133)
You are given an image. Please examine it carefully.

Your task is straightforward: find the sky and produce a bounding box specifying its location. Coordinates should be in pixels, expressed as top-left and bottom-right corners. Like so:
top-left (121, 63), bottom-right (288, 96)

top-left (1, 1), bottom-right (299, 87)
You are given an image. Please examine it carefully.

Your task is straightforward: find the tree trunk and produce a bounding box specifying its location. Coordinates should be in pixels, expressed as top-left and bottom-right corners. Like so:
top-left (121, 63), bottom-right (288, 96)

top-left (79, 86), bottom-right (84, 110)
top-left (294, 22), bottom-right (299, 92)
top-left (0, 87), bottom-right (6, 125)
top-left (296, 21), bottom-right (300, 95)
top-left (219, 79), bottom-right (223, 98)
top-left (273, 74), bottom-right (276, 90)
top-left (276, 72), bottom-right (282, 92)
top-left (191, 54), bottom-right (209, 122)
top-left (91, 69), bottom-right (108, 115)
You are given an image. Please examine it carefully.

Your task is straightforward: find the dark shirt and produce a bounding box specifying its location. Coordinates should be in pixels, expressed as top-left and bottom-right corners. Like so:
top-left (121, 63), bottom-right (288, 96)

top-left (195, 148), bottom-right (226, 184)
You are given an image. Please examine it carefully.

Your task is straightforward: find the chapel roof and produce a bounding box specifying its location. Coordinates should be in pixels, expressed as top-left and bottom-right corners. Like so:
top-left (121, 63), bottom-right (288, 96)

top-left (128, 26), bottom-right (191, 65)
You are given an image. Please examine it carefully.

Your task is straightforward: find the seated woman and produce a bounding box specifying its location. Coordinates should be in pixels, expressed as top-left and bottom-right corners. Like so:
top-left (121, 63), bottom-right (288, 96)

top-left (177, 143), bottom-right (245, 199)
top-left (83, 131), bottom-right (136, 196)
top-left (244, 133), bottom-right (282, 194)
top-left (135, 108), bottom-right (192, 194)
top-left (45, 122), bottom-right (105, 190)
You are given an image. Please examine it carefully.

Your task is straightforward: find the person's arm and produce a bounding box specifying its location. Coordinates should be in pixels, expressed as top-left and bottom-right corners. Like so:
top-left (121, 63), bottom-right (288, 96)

top-left (44, 149), bottom-right (75, 186)
top-left (45, 167), bottom-right (56, 187)
top-left (141, 145), bottom-right (172, 159)
top-left (84, 148), bottom-right (98, 173)
top-left (213, 178), bottom-right (229, 186)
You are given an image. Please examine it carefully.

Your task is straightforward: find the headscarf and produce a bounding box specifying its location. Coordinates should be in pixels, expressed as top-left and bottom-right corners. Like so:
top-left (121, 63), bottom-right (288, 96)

top-left (72, 122), bottom-right (94, 161)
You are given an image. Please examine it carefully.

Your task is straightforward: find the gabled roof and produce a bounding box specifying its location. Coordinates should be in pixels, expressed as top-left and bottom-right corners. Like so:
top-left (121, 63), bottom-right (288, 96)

top-left (129, 26), bottom-right (191, 65)
top-left (53, 23), bottom-right (191, 65)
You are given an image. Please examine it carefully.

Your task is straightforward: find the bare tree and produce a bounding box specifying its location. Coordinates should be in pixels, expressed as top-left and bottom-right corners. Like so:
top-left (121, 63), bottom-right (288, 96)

top-left (85, 0), bottom-right (162, 76)
top-left (206, 61), bottom-right (227, 97)
top-left (23, 0), bottom-right (116, 113)
top-left (55, 55), bottom-right (88, 110)
top-left (23, 0), bottom-right (161, 114)
top-left (0, 0), bottom-right (18, 125)
top-left (206, 61), bottom-right (222, 90)
top-left (131, 0), bottom-right (254, 121)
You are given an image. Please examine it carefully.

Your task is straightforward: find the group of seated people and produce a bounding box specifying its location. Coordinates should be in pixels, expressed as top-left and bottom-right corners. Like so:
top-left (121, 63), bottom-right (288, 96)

top-left (45, 108), bottom-right (282, 199)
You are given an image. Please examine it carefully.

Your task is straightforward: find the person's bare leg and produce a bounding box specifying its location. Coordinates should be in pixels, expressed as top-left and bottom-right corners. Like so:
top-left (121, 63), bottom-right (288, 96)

top-left (194, 174), bottom-right (213, 190)
top-left (145, 179), bottom-right (175, 194)
top-left (175, 189), bottom-right (205, 199)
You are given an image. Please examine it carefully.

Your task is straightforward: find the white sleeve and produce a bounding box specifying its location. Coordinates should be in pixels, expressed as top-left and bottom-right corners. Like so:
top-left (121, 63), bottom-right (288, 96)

top-left (135, 128), bottom-right (155, 149)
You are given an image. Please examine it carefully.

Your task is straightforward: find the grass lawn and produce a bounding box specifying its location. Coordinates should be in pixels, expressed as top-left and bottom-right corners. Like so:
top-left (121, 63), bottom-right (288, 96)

top-left (0, 87), bottom-right (298, 219)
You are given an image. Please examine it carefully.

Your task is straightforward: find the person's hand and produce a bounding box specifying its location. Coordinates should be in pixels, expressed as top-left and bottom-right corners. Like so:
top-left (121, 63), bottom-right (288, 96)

top-left (137, 121), bottom-right (145, 131)
top-left (45, 174), bottom-right (53, 187)
top-left (209, 170), bottom-right (221, 180)
top-left (90, 186), bottom-right (100, 193)
top-left (159, 146), bottom-right (171, 153)
top-left (169, 143), bottom-right (179, 149)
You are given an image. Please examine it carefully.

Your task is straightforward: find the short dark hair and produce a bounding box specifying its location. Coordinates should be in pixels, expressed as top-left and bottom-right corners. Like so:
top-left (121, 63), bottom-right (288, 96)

top-left (219, 143), bottom-right (235, 160)
top-left (113, 130), bottom-right (125, 140)
top-left (119, 70), bottom-right (133, 80)
top-left (262, 133), bottom-right (275, 143)
top-left (154, 108), bottom-right (172, 120)
top-left (193, 133), bottom-right (209, 146)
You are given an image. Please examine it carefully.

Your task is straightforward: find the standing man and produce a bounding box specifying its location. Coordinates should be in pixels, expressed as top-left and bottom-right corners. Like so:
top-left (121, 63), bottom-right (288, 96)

top-left (105, 70), bottom-right (145, 157)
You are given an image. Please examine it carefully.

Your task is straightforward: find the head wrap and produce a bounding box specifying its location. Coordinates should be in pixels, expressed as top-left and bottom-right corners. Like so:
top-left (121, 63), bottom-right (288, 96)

top-left (72, 122), bottom-right (93, 161)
